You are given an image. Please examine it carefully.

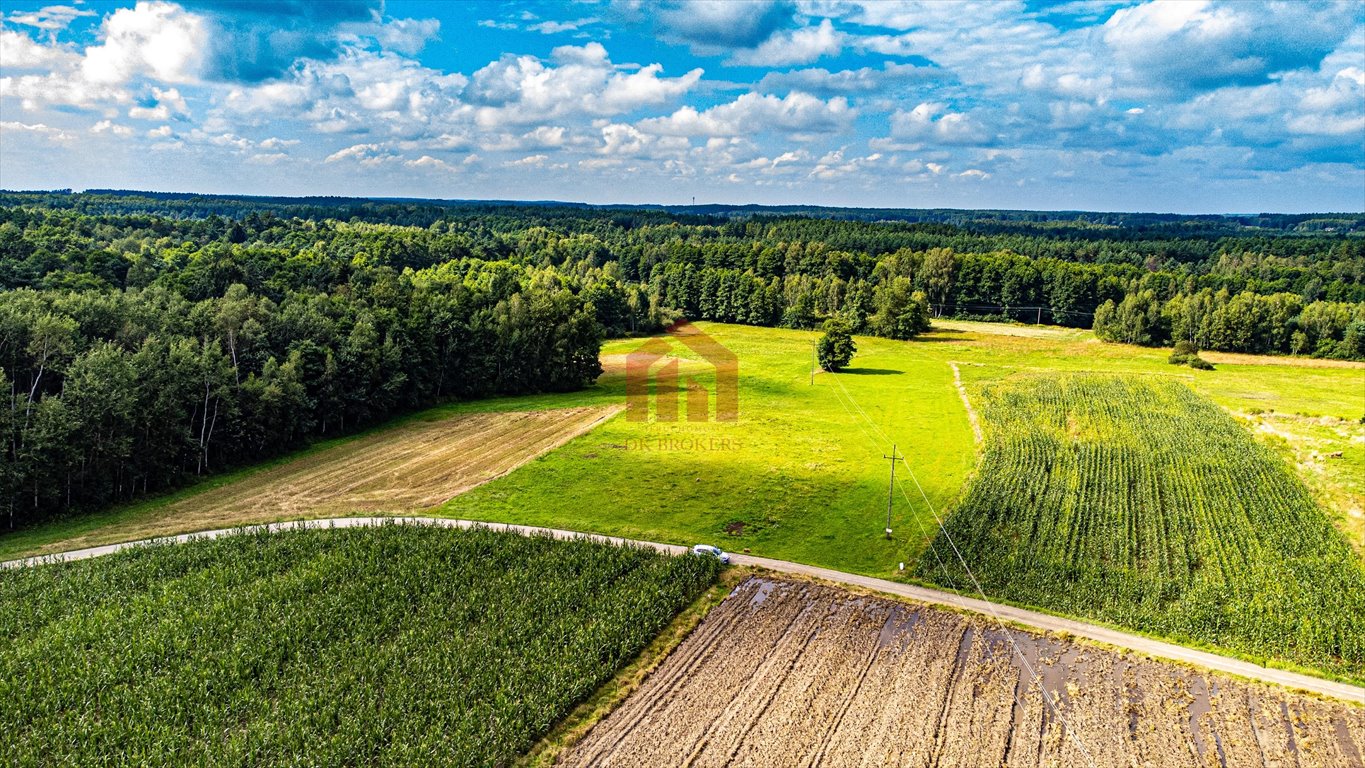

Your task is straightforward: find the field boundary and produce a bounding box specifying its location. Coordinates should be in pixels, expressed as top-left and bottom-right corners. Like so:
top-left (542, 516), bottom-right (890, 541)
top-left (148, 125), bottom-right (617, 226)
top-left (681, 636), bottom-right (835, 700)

top-left (6, 516), bottom-right (1362, 705)
top-left (517, 568), bottom-right (748, 766)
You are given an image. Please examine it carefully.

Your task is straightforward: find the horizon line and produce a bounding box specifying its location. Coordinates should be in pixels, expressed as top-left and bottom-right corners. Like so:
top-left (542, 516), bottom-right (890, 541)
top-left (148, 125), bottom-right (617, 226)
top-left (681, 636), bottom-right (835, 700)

top-left (4, 187), bottom-right (1363, 219)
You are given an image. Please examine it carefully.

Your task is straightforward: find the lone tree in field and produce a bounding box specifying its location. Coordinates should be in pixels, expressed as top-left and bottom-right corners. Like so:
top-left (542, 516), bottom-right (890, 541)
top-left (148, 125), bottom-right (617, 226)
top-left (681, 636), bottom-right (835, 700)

top-left (817, 318), bottom-right (857, 372)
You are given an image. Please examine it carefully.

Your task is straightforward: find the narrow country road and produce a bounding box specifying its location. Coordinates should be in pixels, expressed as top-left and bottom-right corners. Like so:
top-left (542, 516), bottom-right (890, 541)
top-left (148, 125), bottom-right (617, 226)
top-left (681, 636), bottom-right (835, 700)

top-left (5, 515), bottom-right (1363, 705)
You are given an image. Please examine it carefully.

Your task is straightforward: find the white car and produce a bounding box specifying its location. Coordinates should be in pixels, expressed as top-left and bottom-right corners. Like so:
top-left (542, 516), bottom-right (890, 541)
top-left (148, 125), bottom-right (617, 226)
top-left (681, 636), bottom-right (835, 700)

top-left (691, 544), bottom-right (731, 564)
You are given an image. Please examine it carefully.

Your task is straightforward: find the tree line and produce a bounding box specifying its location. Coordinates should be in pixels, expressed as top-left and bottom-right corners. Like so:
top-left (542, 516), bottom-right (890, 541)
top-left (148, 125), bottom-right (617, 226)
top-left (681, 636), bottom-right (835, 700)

top-left (1, 260), bottom-right (602, 529)
top-left (1093, 288), bottom-right (1364, 358)
top-left (1, 193), bottom-right (1361, 530)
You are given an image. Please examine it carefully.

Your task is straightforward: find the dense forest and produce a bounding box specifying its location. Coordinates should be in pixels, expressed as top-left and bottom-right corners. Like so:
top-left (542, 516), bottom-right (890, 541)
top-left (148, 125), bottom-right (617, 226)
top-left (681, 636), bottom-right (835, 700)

top-left (1, 190), bottom-right (1362, 530)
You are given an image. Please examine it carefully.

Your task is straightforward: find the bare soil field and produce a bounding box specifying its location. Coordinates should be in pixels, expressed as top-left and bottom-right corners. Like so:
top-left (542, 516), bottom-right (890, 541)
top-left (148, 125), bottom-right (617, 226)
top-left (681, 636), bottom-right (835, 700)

top-left (563, 578), bottom-right (1365, 768)
top-left (25, 406), bottom-right (618, 557)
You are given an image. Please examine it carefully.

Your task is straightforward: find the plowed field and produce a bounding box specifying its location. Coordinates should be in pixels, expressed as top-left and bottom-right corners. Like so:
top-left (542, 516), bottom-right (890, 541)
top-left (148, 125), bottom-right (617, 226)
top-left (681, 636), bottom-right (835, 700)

top-left (24, 406), bottom-right (618, 556)
top-left (563, 578), bottom-right (1365, 767)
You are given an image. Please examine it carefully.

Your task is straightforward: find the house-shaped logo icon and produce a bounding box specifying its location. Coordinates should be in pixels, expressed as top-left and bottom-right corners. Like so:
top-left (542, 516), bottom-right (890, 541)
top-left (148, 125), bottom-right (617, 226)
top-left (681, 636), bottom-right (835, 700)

top-left (625, 321), bottom-right (738, 422)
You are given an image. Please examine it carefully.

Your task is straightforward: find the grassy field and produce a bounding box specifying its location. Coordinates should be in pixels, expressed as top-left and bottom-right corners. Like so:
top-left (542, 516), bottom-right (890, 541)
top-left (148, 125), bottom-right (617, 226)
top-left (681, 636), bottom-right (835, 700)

top-left (4, 319), bottom-right (1360, 574)
top-left (441, 324), bottom-right (976, 577)
top-left (931, 320), bottom-right (1364, 420)
top-left (440, 321), bottom-right (1363, 573)
top-left (0, 524), bottom-right (718, 766)
top-left (917, 373), bottom-right (1365, 681)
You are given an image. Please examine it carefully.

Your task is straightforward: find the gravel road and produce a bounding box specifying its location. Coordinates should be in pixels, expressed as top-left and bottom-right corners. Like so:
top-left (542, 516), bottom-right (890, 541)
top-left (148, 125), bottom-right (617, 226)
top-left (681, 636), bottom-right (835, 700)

top-left (5, 515), bottom-right (1362, 705)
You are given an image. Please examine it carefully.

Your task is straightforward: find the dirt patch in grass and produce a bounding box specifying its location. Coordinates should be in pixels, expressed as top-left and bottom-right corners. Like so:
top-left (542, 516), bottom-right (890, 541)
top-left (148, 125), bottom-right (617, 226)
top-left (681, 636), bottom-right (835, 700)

top-left (22, 406), bottom-right (620, 557)
top-left (562, 577), bottom-right (1365, 767)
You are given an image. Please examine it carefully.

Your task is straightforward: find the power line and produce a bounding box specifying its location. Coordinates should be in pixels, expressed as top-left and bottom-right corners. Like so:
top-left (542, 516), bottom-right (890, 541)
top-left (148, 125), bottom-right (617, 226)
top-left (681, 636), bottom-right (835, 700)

top-left (825, 372), bottom-right (1099, 768)
top-left (822, 377), bottom-right (1040, 732)
top-left (823, 381), bottom-right (964, 597)
top-left (829, 372), bottom-right (1096, 766)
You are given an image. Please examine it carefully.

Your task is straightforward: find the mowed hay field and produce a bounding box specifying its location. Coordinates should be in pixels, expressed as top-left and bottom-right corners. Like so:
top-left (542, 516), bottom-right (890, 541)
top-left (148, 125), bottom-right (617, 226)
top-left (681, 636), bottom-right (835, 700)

top-left (445, 324), bottom-right (976, 577)
top-left (565, 578), bottom-right (1365, 768)
top-left (919, 374), bottom-right (1365, 681)
top-left (10, 406), bottom-right (617, 558)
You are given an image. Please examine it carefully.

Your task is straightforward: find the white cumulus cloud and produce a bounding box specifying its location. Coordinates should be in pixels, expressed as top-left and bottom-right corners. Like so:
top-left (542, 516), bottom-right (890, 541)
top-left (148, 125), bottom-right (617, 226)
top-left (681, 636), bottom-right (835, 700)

top-left (81, 1), bottom-right (208, 85)
top-left (884, 102), bottom-right (993, 147)
top-left (640, 92), bottom-right (855, 137)
top-left (729, 20), bottom-right (842, 67)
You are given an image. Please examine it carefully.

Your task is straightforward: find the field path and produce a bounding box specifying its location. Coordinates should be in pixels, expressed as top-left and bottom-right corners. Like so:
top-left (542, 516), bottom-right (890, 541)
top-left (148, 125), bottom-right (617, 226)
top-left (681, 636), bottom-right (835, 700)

top-left (947, 361), bottom-right (983, 446)
top-left (5, 516), bottom-right (1362, 705)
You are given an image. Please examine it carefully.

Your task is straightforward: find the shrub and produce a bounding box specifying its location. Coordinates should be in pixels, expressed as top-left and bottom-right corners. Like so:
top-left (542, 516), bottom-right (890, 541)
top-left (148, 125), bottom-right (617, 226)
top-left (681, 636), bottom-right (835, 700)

top-left (817, 317), bottom-right (857, 372)
top-left (1169, 340), bottom-right (1198, 365)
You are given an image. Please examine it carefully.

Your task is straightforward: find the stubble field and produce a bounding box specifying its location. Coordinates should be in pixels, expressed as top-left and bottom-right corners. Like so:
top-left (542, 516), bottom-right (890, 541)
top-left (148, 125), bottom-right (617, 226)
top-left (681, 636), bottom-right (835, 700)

top-left (564, 578), bottom-right (1365, 768)
top-left (8, 406), bottom-right (617, 558)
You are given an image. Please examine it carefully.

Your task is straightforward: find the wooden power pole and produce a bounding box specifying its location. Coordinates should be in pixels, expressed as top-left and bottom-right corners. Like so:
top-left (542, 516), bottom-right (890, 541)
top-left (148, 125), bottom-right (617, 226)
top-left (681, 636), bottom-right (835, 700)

top-left (883, 444), bottom-right (903, 539)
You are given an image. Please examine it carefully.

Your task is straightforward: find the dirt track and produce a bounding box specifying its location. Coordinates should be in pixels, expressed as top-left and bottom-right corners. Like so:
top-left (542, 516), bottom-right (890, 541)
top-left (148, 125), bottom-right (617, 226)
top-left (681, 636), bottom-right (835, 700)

top-left (564, 578), bottom-right (1365, 767)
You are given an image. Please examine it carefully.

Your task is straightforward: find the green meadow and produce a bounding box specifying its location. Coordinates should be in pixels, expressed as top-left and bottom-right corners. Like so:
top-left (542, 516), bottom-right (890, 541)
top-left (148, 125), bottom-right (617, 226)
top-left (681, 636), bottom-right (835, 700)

top-left (439, 321), bottom-right (1363, 576)
top-left (441, 324), bottom-right (977, 577)
top-left (5, 320), bottom-right (1361, 580)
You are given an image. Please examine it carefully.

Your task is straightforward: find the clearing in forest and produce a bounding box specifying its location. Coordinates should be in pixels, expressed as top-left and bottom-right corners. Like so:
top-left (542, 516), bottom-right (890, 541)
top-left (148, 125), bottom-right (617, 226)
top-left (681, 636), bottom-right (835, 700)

top-left (564, 578), bottom-right (1365, 767)
top-left (918, 373), bottom-right (1365, 681)
top-left (21, 406), bottom-right (618, 557)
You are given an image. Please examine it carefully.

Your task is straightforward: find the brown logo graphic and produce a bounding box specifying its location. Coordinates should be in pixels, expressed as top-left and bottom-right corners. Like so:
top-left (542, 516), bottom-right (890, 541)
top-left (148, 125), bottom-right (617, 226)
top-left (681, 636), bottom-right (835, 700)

top-left (626, 321), bottom-right (738, 422)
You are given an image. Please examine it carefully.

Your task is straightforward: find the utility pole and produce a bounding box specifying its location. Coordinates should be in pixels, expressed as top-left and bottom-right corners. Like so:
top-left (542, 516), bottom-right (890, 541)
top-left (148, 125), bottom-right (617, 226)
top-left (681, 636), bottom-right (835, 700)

top-left (1036, 306), bottom-right (1042, 325)
top-left (883, 444), bottom-right (903, 539)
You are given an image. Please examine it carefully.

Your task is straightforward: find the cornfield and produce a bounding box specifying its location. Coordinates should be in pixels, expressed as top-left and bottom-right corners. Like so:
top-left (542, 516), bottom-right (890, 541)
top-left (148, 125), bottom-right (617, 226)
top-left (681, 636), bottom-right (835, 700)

top-left (0, 523), bottom-right (719, 766)
top-left (918, 374), bottom-right (1365, 681)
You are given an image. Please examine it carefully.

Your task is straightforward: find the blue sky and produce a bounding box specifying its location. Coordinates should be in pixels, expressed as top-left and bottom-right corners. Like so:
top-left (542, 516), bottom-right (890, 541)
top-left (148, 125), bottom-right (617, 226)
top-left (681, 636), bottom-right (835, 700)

top-left (1, 0), bottom-right (1362, 212)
